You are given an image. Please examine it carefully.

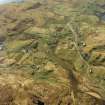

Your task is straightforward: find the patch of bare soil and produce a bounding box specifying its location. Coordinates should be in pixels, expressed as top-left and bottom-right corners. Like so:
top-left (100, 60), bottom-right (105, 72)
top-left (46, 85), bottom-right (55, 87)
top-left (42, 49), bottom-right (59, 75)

top-left (0, 70), bottom-right (71, 105)
top-left (0, 85), bottom-right (14, 105)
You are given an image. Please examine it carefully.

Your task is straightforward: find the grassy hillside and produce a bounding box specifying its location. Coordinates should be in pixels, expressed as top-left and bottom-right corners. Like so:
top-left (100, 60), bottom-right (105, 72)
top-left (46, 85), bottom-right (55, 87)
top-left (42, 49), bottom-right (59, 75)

top-left (0, 0), bottom-right (105, 105)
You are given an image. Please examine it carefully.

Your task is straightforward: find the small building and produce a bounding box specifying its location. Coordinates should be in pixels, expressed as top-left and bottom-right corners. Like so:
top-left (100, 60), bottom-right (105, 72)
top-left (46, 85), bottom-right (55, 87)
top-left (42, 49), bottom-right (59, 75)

top-left (81, 41), bottom-right (86, 47)
top-left (0, 43), bottom-right (4, 50)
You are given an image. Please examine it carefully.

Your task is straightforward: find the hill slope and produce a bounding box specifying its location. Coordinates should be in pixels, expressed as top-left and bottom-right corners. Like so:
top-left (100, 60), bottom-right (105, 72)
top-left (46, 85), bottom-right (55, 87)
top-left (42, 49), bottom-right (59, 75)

top-left (0, 0), bottom-right (105, 105)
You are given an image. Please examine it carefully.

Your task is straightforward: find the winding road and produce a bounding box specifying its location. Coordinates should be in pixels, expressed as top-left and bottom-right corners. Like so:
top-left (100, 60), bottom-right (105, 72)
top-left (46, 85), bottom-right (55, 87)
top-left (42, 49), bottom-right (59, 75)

top-left (67, 23), bottom-right (91, 73)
